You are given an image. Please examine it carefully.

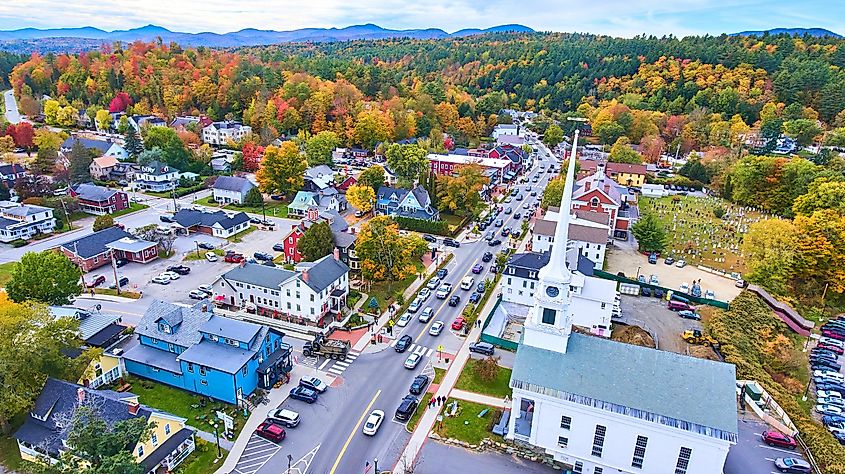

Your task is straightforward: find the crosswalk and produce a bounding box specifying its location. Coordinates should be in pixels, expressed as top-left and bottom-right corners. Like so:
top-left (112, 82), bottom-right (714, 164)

top-left (388, 340), bottom-right (435, 357)
top-left (321, 350), bottom-right (361, 376)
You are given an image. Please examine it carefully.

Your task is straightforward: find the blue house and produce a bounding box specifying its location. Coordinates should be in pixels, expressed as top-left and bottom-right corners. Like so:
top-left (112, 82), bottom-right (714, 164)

top-left (375, 185), bottom-right (440, 221)
top-left (122, 300), bottom-right (292, 404)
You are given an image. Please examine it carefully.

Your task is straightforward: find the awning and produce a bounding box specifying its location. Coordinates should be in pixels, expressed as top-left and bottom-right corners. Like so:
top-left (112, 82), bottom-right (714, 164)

top-left (503, 171), bottom-right (516, 181)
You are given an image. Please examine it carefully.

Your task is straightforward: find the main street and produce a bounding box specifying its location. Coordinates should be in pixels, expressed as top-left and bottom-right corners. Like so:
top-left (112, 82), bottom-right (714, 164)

top-left (239, 139), bottom-right (560, 474)
top-left (3, 89), bottom-right (22, 124)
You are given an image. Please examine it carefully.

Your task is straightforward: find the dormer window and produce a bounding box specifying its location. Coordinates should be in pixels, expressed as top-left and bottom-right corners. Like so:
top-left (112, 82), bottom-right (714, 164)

top-left (158, 322), bottom-right (171, 334)
top-left (210, 334), bottom-right (219, 342)
top-left (529, 271), bottom-right (536, 278)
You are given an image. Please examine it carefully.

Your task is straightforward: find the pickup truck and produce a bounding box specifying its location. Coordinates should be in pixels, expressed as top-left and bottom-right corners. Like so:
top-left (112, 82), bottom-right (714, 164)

top-left (302, 334), bottom-right (351, 360)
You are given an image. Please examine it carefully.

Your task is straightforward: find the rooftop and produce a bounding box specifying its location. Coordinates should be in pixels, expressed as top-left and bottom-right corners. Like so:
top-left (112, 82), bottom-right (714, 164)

top-left (427, 153), bottom-right (511, 168)
top-left (213, 175), bottom-right (255, 194)
top-left (199, 315), bottom-right (261, 345)
top-left (60, 226), bottom-right (136, 258)
top-left (173, 208), bottom-right (249, 231)
top-left (221, 263), bottom-right (296, 289)
top-left (135, 300), bottom-right (214, 347)
top-left (295, 254), bottom-right (349, 293)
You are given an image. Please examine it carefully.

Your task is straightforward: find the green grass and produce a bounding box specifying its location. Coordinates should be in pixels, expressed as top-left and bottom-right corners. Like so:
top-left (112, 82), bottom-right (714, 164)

top-left (194, 196), bottom-right (290, 218)
top-left (112, 202), bottom-right (149, 217)
top-left (119, 376), bottom-right (247, 439)
top-left (433, 398), bottom-right (500, 445)
top-left (433, 367), bottom-right (446, 384)
top-left (0, 433), bottom-right (23, 471)
top-left (406, 392), bottom-right (434, 432)
top-left (175, 439), bottom-right (226, 474)
top-left (454, 358), bottom-right (513, 399)
top-left (92, 288), bottom-right (142, 299)
top-left (227, 226), bottom-right (257, 243)
top-left (367, 262), bottom-right (424, 311)
top-left (183, 248), bottom-right (225, 261)
top-left (0, 261), bottom-right (17, 287)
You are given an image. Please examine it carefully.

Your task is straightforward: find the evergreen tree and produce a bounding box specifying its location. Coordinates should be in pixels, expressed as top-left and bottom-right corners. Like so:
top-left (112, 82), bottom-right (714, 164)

top-left (68, 141), bottom-right (94, 185)
top-left (124, 128), bottom-right (144, 159)
top-left (298, 221), bottom-right (335, 262)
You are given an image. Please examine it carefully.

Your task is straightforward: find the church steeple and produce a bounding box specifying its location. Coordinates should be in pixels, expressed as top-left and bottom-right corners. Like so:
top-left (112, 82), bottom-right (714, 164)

top-left (522, 130), bottom-right (580, 354)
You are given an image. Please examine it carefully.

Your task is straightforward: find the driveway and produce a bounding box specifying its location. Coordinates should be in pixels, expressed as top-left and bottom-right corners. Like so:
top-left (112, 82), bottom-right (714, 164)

top-left (724, 415), bottom-right (808, 474)
top-left (415, 440), bottom-right (556, 474)
top-left (615, 294), bottom-right (703, 354)
top-left (607, 244), bottom-right (742, 302)
top-left (3, 89), bottom-right (21, 124)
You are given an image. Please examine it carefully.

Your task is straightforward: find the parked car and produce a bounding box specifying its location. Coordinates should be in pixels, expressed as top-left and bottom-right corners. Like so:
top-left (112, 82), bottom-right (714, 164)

top-left (268, 409), bottom-right (300, 428)
top-left (640, 287), bottom-right (652, 297)
top-left (668, 301), bottom-right (695, 312)
top-left (362, 410), bottom-right (385, 435)
top-left (189, 290), bottom-right (207, 299)
top-left (255, 419), bottom-right (286, 443)
top-left (417, 288), bottom-right (431, 300)
top-left (649, 275), bottom-right (659, 285)
top-left (469, 292), bottom-right (481, 303)
top-left (254, 252), bottom-right (273, 261)
top-left (501, 227), bottom-right (511, 237)
top-left (159, 215), bottom-right (174, 223)
top-left (152, 275), bottom-right (171, 285)
top-left (114, 258), bottom-right (128, 268)
top-left (429, 321), bottom-right (444, 336)
top-left (773, 457), bottom-right (811, 473)
top-left (409, 375), bottom-right (430, 395)
top-left (494, 219), bottom-right (504, 227)
top-left (452, 316), bottom-right (466, 330)
top-left (436, 284), bottom-right (452, 299)
top-left (482, 252), bottom-right (493, 262)
top-left (109, 277), bottom-right (129, 289)
top-left (272, 243), bottom-right (285, 252)
top-left (638, 275), bottom-right (647, 284)
top-left (395, 335), bottom-right (412, 353)
top-left (394, 395), bottom-right (419, 421)
top-left (224, 253), bottom-right (244, 263)
top-left (404, 353), bottom-right (422, 369)
top-left (422, 234), bottom-right (437, 243)
top-left (419, 307), bottom-right (434, 323)
top-left (197, 242), bottom-right (215, 250)
top-left (427, 277), bottom-right (441, 290)
top-left (469, 342), bottom-right (495, 356)
top-left (677, 310), bottom-right (701, 320)
top-left (472, 263), bottom-right (484, 274)
top-left (664, 257), bottom-right (675, 265)
top-left (679, 282), bottom-right (690, 293)
top-left (648, 253), bottom-right (658, 264)
top-left (817, 404), bottom-right (844, 416)
top-left (477, 282), bottom-right (486, 292)
top-left (86, 275), bottom-right (106, 288)
top-left (205, 252), bottom-right (218, 262)
top-left (167, 265), bottom-right (191, 275)
top-left (396, 313), bottom-right (412, 327)
top-left (675, 259), bottom-right (687, 268)
top-left (436, 268), bottom-right (448, 279)
top-left (735, 279), bottom-right (748, 288)
top-left (289, 386), bottom-right (318, 404)
top-left (704, 289), bottom-right (716, 300)
top-left (407, 299), bottom-right (422, 313)
top-left (653, 288), bottom-right (665, 298)
top-left (763, 430), bottom-right (797, 449)
top-left (488, 239), bottom-right (503, 246)
top-left (160, 271), bottom-right (180, 281)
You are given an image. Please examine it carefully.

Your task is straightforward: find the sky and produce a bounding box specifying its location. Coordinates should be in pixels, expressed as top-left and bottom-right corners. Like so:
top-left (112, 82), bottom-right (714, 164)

top-left (0, 0), bottom-right (843, 37)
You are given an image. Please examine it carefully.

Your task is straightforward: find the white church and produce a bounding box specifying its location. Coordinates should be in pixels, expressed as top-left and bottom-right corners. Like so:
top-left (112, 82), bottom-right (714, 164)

top-left (507, 131), bottom-right (738, 474)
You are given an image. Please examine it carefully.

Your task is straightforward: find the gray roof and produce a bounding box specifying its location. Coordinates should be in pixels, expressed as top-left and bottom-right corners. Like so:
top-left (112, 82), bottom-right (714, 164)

top-left (2, 203), bottom-right (51, 217)
top-left (15, 378), bottom-right (152, 457)
top-left (73, 183), bottom-right (119, 201)
top-left (213, 176), bottom-right (255, 195)
top-left (139, 160), bottom-right (179, 176)
top-left (60, 226), bottom-right (133, 258)
top-left (177, 339), bottom-right (256, 374)
top-left (222, 263), bottom-right (296, 289)
top-left (49, 306), bottom-right (122, 341)
top-left (199, 315), bottom-right (261, 345)
top-left (173, 208), bottom-right (250, 231)
top-left (135, 300), bottom-right (214, 347)
top-left (511, 334), bottom-right (738, 439)
top-left (61, 137), bottom-right (114, 154)
top-left (122, 342), bottom-right (183, 373)
top-left (106, 237), bottom-right (157, 253)
top-left (333, 231), bottom-right (357, 249)
top-left (296, 254), bottom-right (349, 293)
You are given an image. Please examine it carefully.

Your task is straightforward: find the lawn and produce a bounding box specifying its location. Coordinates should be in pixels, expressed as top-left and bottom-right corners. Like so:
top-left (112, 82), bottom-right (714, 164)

top-left (0, 433), bottom-right (23, 471)
top-left (433, 367), bottom-right (446, 384)
top-left (92, 288), bottom-right (142, 299)
top-left (406, 392), bottom-right (434, 433)
top-left (112, 202), bottom-right (149, 217)
top-left (454, 358), bottom-right (513, 399)
top-left (193, 196), bottom-right (289, 218)
top-left (366, 262), bottom-right (424, 312)
top-left (638, 195), bottom-right (768, 273)
top-left (175, 439), bottom-right (226, 474)
top-left (433, 398), bottom-right (501, 445)
top-left (227, 226), bottom-right (257, 243)
top-left (183, 248), bottom-right (225, 261)
top-left (118, 376), bottom-right (247, 440)
top-left (0, 261), bottom-right (17, 287)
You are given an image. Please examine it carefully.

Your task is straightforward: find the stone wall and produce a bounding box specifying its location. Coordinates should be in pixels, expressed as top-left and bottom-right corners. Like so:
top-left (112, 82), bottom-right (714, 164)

top-left (429, 433), bottom-right (565, 470)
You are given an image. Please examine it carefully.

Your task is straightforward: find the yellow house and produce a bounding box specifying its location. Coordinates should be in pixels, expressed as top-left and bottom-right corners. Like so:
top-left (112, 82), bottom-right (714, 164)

top-left (78, 352), bottom-right (124, 388)
top-left (14, 378), bottom-right (195, 472)
top-left (605, 162), bottom-right (648, 187)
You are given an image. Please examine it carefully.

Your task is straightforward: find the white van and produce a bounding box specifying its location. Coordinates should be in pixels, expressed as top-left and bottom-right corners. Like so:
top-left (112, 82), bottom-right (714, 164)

top-left (460, 276), bottom-right (475, 290)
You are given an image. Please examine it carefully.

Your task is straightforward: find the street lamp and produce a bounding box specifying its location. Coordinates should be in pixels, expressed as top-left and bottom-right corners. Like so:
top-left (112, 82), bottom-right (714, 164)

top-left (374, 457), bottom-right (378, 474)
top-left (194, 240), bottom-right (201, 259)
top-left (287, 453), bottom-right (293, 473)
top-left (212, 422), bottom-right (222, 458)
top-left (635, 266), bottom-right (641, 280)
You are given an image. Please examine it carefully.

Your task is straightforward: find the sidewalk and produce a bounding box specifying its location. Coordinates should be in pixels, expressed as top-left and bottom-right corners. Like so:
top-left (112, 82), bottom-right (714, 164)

top-left (393, 274), bottom-right (503, 474)
top-left (450, 389), bottom-right (508, 408)
top-left (213, 364), bottom-right (312, 474)
top-left (196, 428), bottom-right (235, 451)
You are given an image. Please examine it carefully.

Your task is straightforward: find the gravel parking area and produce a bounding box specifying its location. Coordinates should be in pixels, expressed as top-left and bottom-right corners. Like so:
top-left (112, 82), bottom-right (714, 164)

top-left (607, 240), bottom-right (742, 302)
top-left (615, 294), bottom-right (703, 354)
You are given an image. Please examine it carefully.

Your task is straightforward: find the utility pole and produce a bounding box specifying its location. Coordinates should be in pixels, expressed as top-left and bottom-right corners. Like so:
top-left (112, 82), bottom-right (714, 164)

top-left (171, 185), bottom-right (178, 213)
top-left (61, 198), bottom-right (73, 231)
top-left (110, 248), bottom-right (120, 295)
top-left (74, 242), bottom-right (86, 288)
top-left (262, 201), bottom-right (267, 223)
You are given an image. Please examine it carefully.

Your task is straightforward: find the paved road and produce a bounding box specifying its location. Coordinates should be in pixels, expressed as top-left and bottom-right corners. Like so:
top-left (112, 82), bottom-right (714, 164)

top-left (235, 139), bottom-right (559, 473)
top-left (724, 415), bottom-right (807, 474)
top-left (3, 89), bottom-right (21, 124)
top-left (415, 440), bottom-right (556, 474)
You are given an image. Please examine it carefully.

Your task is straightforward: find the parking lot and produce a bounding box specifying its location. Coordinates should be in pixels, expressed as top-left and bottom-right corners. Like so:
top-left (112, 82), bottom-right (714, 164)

top-left (615, 294), bottom-right (703, 354)
top-left (724, 415), bottom-right (809, 474)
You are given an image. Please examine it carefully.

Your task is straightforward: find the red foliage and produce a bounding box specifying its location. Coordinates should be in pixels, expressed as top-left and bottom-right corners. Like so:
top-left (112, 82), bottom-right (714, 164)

top-left (7, 123), bottom-right (34, 149)
top-left (108, 91), bottom-right (133, 113)
top-left (443, 136), bottom-right (455, 151)
top-left (241, 142), bottom-right (265, 172)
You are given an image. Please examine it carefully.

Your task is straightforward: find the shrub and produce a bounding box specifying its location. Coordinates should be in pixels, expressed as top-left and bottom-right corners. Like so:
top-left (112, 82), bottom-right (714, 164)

top-left (395, 216), bottom-right (449, 235)
top-left (10, 239), bottom-right (27, 247)
top-left (476, 356), bottom-right (501, 382)
top-left (713, 206), bottom-right (726, 219)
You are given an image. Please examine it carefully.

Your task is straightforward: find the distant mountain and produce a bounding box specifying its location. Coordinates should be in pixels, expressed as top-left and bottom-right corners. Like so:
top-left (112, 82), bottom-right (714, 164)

top-left (0, 23), bottom-right (536, 53)
top-left (731, 27), bottom-right (841, 38)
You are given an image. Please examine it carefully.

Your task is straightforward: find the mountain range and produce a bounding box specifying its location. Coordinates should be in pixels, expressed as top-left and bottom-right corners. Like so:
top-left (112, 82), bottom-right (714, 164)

top-left (730, 27), bottom-right (841, 38)
top-left (0, 23), bottom-right (535, 49)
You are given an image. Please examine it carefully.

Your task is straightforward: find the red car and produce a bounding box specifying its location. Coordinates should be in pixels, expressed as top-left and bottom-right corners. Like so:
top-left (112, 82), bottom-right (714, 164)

top-left (451, 316), bottom-right (465, 330)
top-left (225, 253), bottom-right (244, 263)
top-left (255, 419), bottom-right (286, 443)
top-left (763, 430), bottom-right (797, 449)
top-left (818, 343), bottom-right (844, 355)
top-left (822, 330), bottom-right (845, 341)
top-left (86, 275), bottom-right (106, 288)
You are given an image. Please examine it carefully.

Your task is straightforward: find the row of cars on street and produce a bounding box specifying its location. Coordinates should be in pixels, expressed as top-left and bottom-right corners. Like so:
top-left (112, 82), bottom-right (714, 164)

top-left (253, 377), bottom-right (328, 443)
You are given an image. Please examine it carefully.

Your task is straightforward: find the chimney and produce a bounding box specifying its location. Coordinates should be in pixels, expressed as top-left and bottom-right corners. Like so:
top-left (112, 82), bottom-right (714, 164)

top-left (584, 181), bottom-right (591, 191)
top-left (302, 269), bottom-right (309, 282)
top-left (128, 401), bottom-right (140, 415)
top-left (604, 184), bottom-right (611, 193)
top-left (77, 387), bottom-right (85, 404)
top-left (333, 248), bottom-right (340, 261)
top-left (202, 304), bottom-right (208, 313)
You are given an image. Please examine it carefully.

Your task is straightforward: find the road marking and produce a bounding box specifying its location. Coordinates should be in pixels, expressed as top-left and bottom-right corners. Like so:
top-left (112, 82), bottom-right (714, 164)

top-left (425, 347), bottom-right (434, 357)
top-left (408, 343), bottom-right (417, 352)
top-left (318, 359), bottom-right (331, 371)
top-left (329, 389), bottom-right (382, 474)
top-left (242, 445), bottom-right (279, 457)
top-left (389, 339), bottom-right (398, 347)
top-left (757, 444), bottom-right (801, 455)
top-left (413, 345), bottom-right (426, 356)
top-left (328, 367), bottom-right (345, 375)
top-left (417, 256), bottom-right (480, 339)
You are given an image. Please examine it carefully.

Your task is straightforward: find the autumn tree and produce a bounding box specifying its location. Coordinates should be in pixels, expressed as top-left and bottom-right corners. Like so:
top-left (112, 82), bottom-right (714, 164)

top-left (241, 142), bottom-right (264, 172)
top-left (741, 218), bottom-right (798, 295)
top-left (793, 177), bottom-right (845, 217)
top-left (385, 143), bottom-right (427, 187)
top-left (6, 251), bottom-right (82, 305)
top-left (543, 124), bottom-right (564, 147)
top-left (783, 119), bottom-right (822, 147)
top-left (356, 216), bottom-right (428, 283)
top-left (476, 356), bottom-right (501, 382)
top-left (357, 165), bottom-right (386, 192)
top-left (436, 164), bottom-right (487, 215)
top-left (256, 142), bottom-right (305, 195)
top-left (143, 127), bottom-right (190, 170)
top-left (540, 177), bottom-right (565, 210)
top-left (793, 210), bottom-right (845, 297)
top-left (298, 221), bottom-right (335, 262)
top-left (346, 184), bottom-right (375, 213)
top-left (354, 109), bottom-right (392, 149)
top-left (92, 214), bottom-right (114, 232)
top-left (95, 108), bottom-right (112, 131)
top-left (631, 212), bottom-right (667, 253)
top-left (305, 130), bottom-right (340, 166)
top-left (608, 137), bottom-right (643, 164)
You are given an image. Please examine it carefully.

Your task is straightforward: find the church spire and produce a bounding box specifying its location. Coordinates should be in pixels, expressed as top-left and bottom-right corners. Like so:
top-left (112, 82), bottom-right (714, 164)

top-left (543, 130), bottom-right (580, 279)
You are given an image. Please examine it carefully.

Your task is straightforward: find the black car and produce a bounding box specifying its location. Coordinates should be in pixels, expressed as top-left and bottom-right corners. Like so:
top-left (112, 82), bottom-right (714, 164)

top-left (395, 395), bottom-right (419, 421)
top-left (494, 219), bottom-right (503, 227)
top-left (409, 375), bottom-right (430, 395)
top-left (254, 252), bottom-right (273, 261)
top-left (423, 234), bottom-right (437, 243)
top-left (641, 287), bottom-right (652, 297)
top-left (813, 360), bottom-right (842, 371)
top-left (482, 252), bottom-right (493, 262)
top-left (448, 295), bottom-right (461, 307)
top-left (270, 194), bottom-right (284, 201)
top-left (197, 242), bottom-right (215, 250)
top-left (436, 268), bottom-right (448, 279)
top-left (273, 243), bottom-right (285, 251)
top-left (114, 258), bottom-right (128, 268)
top-left (109, 277), bottom-right (129, 289)
top-left (167, 265), bottom-right (191, 275)
top-left (289, 386), bottom-right (318, 404)
top-left (513, 212), bottom-right (521, 219)
top-left (443, 238), bottom-right (460, 248)
top-left (469, 342), bottom-right (495, 356)
top-left (488, 239), bottom-right (502, 246)
top-left (653, 288), bottom-right (665, 298)
top-left (263, 260), bottom-right (277, 267)
top-left (395, 335), bottom-right (413, 353)
top-left (501, 227), bottom-right (511, 237)
top-left (159, 215), bottom-right (174, 223)
top-left (250, 217), bottom-right (263, 224)
top-left (664, 257), bottom-right (675, 265)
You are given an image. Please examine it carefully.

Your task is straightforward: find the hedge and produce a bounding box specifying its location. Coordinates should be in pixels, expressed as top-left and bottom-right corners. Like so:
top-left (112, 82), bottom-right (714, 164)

top-left (173, 184), bottom-right (205, 198)
top-left (706, 292), bottom-right (845, 474)
top-left (395, 216), bottom-right (450, 235)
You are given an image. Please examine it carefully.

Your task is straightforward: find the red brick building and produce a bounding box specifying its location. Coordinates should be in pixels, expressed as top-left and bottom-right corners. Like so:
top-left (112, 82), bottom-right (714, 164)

top-left (70, 183), bottom-right (130, 215)
top-left (571, 167), bottom-right (632, 239)
top-left (60, 227), bottom-right (158, 272)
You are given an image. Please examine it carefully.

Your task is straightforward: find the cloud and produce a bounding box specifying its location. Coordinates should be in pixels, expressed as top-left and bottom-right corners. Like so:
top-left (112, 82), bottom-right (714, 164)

top-left (0, 0), bottom-right (842, 37)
